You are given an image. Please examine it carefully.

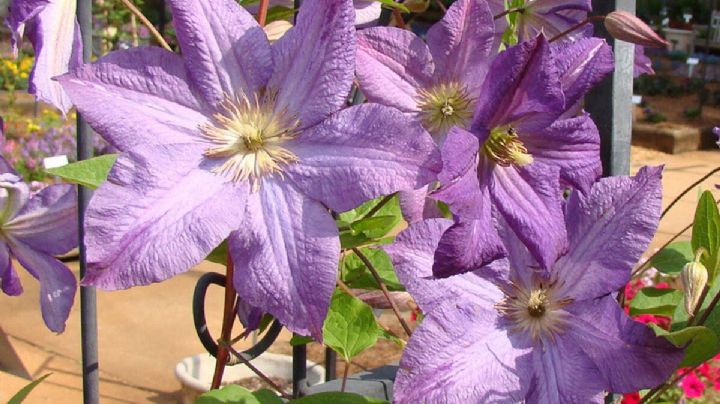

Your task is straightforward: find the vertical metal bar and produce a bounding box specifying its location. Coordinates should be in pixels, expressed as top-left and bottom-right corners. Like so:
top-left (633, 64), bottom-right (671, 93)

top-left (76, 0), bottom-right (99, 403)
top-left (292, 340), bottom-right (307, 397)
top-left (324, 347), bottom-right (337, 381)
top-left (586, 0), bottom-right (637, 176)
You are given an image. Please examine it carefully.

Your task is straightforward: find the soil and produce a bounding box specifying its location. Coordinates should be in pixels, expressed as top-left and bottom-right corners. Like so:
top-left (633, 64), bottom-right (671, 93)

top-left (232, 376), bottom-right (292, 392)
top-left (637, 75), bottom-right (720, 129)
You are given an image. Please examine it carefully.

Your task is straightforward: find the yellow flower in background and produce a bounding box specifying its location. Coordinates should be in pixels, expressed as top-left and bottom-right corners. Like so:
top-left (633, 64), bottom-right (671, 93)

top-left (25, 119), bottom-right (41, 133)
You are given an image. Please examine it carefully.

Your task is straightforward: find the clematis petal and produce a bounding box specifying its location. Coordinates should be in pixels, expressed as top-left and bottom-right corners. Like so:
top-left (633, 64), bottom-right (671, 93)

top-left (284, 103), bottom-right (440, 212)
top-left (9, 238), bottom-right (76, 333)
top-left (384, 219), bottom-right (505, 312)
top-left (521, 113), bottom-right (601, 192)
top-left (0, 242), bottom-right (22, 296)
top-left (167, 0), bottom-right (272, 106)
top-left (0, 155), bottom-right (18, 176)
top-left (268, 0), bottom-right (355, 129)
top-left (472, 35), bottom-right (564, 134)
top-left (485, 0), bottom-right (508, 50)
top-left (81, 144), bottom-right (248, 290)
top-left (566, 296), bottom-right (684, 393)
top-left (432, 127), bottom-right (483, 219)
top-left (6, 0), bottom-right (47, 53)
top-left (229, 178), bottom-right (339, 340)
top-left (634, 45), bottom-right (655, 77)
top-left (495, 213), bottom-right (544, 289)
top-left (554, 166), bottom-right (663, 300)
top-left (356, 27), bottom-right (434, 113)
top-left (425, 0), bottom-right (496, 97)
top-left (5, 184), bottom-right (77, 255)
top-left (0, 174), bottom-right (30, 223)
top-left (57, 47), bottom-right (209, 152)
top-left (397, 187), bottom-right (443, 224)
top-left (553, 37), bottom-right (614, 109)
top-left (431, 129), bottom-right (506, 276)
top-left (518, 0), bottom-right (591, 41)
top-left (432, 217), bottom-right (506, 278)
top-left (395, 301), bottom-right (533, 404)
top-left (529, 329), bottom-right (606, 403)
top-left (488, 161), bottom-right (567, 270)
top-left (9, 0), bottom-right (81, 113)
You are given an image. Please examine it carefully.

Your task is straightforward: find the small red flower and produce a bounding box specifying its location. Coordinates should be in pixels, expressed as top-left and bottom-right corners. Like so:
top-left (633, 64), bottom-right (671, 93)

top-left (621, 392), bottom-right (641, 404)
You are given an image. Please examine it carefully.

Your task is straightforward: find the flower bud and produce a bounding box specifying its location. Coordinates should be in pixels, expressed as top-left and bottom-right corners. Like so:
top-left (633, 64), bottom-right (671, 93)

top-left (681, 261), bottom-right (708, 315)
top-left (604, 11), bottom-right (668, 48)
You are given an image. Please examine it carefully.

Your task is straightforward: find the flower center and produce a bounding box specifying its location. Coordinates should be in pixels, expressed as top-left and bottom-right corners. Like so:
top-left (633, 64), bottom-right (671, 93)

top-left (483, 127), bottom-right (533, 167)
top-left (497, 280), bottom-right (573, 341)
top-left (416, 82), bottom-right (475, 135)
top-left (199, 92), bottom-right (300, 190)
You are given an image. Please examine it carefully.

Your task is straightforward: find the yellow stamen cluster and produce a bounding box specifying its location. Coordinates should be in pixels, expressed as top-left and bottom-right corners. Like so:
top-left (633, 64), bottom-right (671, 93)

top-left (416, 82), bottom-right (475, 135)
top-left (496, 279), bottom-right (573, 342)
top-left (483, 127), bottom-right (534, 167)
top-left (199, 92), bottom-right (300, 190)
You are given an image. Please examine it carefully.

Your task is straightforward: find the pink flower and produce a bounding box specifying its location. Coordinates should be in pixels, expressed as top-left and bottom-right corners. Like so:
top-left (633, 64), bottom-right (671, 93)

top-left (681, 372), bottom-right (706, 398)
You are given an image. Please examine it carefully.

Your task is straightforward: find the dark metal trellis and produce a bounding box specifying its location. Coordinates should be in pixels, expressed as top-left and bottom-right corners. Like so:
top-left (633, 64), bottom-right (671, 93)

top-left (76, 0), bottom-right (99, 402)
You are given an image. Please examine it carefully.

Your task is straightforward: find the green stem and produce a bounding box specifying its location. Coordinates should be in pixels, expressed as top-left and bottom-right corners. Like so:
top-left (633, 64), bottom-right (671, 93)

top-left (549, 15), bottom-right (605, 43)
top-left (494, 6), bottom-right (524, 20)
top-left (340, 361), bottom-right (351, 392)
top-left (352, 247), bottom-right (413, 337)
top-left (661, 166), bottom-right (720, 220)
top-left (360, 193), bottom-right (396, 221)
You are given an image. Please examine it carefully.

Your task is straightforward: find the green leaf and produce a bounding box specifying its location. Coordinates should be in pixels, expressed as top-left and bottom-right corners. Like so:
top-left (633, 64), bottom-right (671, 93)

top-left (266, 5), bottom-right (295, 23)
top-left (340, 249), bottom-right (403, 291)
top-left (323, 292), bottom-right (379, 361)
top-left (377, 327), bottom-right (404, 347)
top-left (45, 154), bottom-right (118, 189)
top-left (349, 215), bottom-right (400, 240)
top-left (692, 191), bottom-right (720, 278)
top-left (196, 385), bottom-right (283, 404)
top-left (629, 287), bottom-right (683, 317)
top-left (371, 0), bottom-right (409, 13)
top-left (337, 195), bottom-right (401, 224)
top-left (290, 392), bottom-right (389, 404)
top-left (651, 325), bottom-right (719, 367)
top-left (290, 334), bottom-right (314, 346)
top-left (205, 240), bottom-right (228, 265)
top-left (8, 374), bottom-right (51, 404)
top-left (652, 241), bottom-right (694, 275)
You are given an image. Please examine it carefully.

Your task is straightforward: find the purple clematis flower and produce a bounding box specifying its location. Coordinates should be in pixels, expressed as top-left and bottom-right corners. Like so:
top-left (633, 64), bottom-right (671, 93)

top-left (356, 0), bottom-right (501, 223)
top-left (634, 45), bottom-right (655, 77)
top-left (431, 35), bottom-right (612, 276)
top-left (0, 161), bottom-right (78, 333)
top-left (6, 0), bottom-right (82, 114)
top-left (384, 166), bottom-right (684, 403)
top-left (357, 0), bottom-right (499, 139)
top-left (58, 0), bottom-right (439, 339)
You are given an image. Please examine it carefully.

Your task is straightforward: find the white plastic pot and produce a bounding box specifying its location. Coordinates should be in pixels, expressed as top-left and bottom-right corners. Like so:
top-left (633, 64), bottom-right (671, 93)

top-left (175, 352), bottom-right (325, 403)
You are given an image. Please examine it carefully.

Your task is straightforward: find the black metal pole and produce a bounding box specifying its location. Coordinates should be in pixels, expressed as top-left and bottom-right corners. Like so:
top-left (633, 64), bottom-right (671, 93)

top-left (292, 340), bottom-right (307, 397)
top-left (586, 0), bottom-right (637, 176)
top-left (324, 347), bottom-right (337, 381)
top-left (76, 0), bottom-right (99, 402)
